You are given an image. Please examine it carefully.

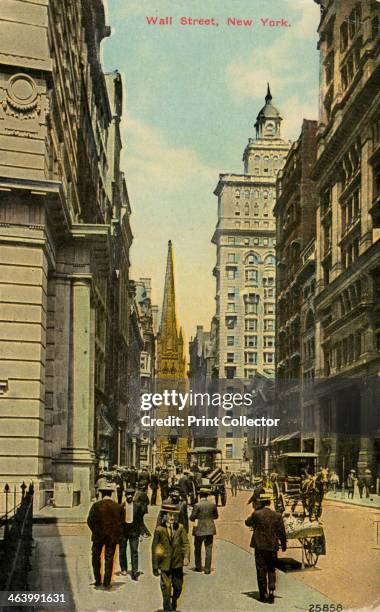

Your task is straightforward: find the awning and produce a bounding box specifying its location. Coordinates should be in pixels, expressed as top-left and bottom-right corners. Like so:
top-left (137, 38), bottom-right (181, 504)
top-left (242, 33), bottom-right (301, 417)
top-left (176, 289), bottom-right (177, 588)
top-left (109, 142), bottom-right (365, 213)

top-left (270, 431), bottom-right (300, 444)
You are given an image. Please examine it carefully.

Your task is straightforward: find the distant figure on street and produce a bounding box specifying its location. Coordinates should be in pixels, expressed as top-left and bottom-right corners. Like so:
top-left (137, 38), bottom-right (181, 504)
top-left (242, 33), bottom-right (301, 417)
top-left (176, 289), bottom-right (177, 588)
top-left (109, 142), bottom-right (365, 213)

top-left (178, 471), bottom-right (190, 503)
top-left (119, 488), bottom-right (146, 580)
top-left (248, 477), bottom-right (266, 510)
top-left (159, 470), bottom-right (170, 503)
top-left (329, 470), bottom-right (339, 496)
top-left (230, 473), bottom-right (238, 497)
top-left (152, 503), bottom-right (190, 612)
top-left (347, 469), bottom-right (357, 499)
top-left (190, 488), bottom-right (219, 574)
top-left (245, 492), bottom-right (287, 604)
top-left (87, 484), bottom-right (124, 589)
top-left (112, 465), bottom-right (124, 504)
top-left (363, 469), bottom-right (373, 498)
top-left (150, 470), bottom-right (159, 505)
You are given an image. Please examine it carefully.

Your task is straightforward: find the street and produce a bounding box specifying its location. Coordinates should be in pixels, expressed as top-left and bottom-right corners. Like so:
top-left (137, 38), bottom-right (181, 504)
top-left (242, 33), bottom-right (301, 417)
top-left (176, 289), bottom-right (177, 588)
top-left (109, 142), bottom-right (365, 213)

top-left (29, 490), bottom-right (380, 611)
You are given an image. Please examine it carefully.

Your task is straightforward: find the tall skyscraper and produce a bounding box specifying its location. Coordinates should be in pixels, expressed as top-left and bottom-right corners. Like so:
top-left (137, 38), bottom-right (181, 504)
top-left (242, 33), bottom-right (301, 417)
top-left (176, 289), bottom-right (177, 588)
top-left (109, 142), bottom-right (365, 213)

top-left (212, 87), bottom-right (290, 469)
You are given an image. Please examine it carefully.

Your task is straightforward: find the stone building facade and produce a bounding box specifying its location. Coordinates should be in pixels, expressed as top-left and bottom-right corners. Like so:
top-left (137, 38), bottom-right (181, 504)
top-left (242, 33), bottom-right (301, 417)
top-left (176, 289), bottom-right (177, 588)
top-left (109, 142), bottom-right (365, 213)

top-left (273, 120), bottom-right (318, 457)
top-left (135, 278), bottom-right (157, 468)
top-left (313, 0), bottom-right (380, 478)
top-left (212, 88), bottom-right (290, 468)
top-left (0, 1), bottom-right (133, 507)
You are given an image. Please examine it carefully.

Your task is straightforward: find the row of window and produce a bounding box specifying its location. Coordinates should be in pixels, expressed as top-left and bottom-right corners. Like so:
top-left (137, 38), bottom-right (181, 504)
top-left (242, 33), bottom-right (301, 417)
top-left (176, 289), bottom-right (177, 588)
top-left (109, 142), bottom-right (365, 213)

top-left (225, 253), bottom-right (276, 266)
top-left (226, 352), bottom-right (274, 365)
top-left (225, 316), bottom-right (275, 331)
top-left (227, 335), bottom-right (275, 348)
top-left (227, 236), bottom-right (276, 247)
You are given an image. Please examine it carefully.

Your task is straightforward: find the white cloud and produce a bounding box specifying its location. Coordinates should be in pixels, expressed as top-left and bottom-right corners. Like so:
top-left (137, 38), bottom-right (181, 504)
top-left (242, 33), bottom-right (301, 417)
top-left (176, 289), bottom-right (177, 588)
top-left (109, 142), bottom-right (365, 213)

top-left (121, 117), bottom-right (216, 201)
top-left (281, 94), bottom-right (319, 140)
top-left (284, 0), bottom-right (321, 40)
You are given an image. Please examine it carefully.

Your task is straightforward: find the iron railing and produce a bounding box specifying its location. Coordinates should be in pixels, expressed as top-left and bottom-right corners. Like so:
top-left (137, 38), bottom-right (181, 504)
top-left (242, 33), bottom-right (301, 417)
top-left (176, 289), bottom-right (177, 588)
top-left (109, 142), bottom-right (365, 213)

top-left (0, 483), bottom-right (34, 591)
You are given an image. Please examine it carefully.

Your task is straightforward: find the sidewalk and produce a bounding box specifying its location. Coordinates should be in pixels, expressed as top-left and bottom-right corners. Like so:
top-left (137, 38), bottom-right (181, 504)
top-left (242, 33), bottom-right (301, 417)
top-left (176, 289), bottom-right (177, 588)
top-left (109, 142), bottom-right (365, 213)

top-left (325, 491), bottom-right (380, 509)
top-left (34, 502), bottom-right (91, 523)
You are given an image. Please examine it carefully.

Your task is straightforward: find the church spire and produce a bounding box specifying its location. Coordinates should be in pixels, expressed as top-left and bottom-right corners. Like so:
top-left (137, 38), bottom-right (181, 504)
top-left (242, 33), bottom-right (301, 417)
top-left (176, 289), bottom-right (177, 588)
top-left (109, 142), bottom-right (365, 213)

top-left (159, 240), bottom-right (179, 352)
top-left (265, 82), bottom-right (272, 104)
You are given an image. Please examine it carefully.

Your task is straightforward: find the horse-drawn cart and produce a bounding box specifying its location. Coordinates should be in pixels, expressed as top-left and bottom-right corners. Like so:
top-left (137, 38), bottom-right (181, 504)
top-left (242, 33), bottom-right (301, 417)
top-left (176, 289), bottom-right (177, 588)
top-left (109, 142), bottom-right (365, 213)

top-left (284, 513), bottom-right (326, 567)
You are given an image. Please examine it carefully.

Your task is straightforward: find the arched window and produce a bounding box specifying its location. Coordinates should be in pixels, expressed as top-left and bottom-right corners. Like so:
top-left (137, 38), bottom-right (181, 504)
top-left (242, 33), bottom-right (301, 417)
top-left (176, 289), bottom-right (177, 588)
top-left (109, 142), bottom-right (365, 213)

top-left (235, 203), bottom-right (240, 216)
top-left (264, 254), bottom-right (275, 266)
top-left (244, 203), bottom-right (250, 216)
top-left (263, 156), bottom-right (269, 173)
top-left (235, 188), bottom-right (240, 198)
top-left (245, 252), bottom-right (259, 265)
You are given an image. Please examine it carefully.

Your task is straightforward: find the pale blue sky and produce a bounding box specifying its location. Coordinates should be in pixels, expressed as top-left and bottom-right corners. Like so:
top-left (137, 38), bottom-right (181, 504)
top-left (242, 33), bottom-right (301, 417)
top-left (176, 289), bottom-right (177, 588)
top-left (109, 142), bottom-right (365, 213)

top-left (103, 0), bottom-right (321, 345)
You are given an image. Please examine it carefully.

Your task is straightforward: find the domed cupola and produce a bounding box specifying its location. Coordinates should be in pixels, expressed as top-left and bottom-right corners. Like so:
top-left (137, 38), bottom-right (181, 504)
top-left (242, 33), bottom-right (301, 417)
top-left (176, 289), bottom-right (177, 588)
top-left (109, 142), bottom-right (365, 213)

top-left (254, 84), bottom-right (282, 139)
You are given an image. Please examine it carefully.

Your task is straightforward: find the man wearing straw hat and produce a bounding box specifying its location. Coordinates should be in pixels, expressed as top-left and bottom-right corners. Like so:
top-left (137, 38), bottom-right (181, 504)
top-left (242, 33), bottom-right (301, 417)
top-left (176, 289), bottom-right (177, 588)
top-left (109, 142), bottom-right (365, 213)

top-left (152, 502), bottom-right (190, 611)
top-left (87, 483), bottom-right (124, 590)
top-left (245, 492), bottom-right (287, 604)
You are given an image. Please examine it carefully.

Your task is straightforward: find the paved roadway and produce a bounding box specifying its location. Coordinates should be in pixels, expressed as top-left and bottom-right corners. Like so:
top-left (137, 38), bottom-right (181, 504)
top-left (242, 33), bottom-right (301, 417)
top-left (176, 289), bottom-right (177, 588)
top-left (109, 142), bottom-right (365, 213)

top-left (30, 490), bottom-right (380, 611)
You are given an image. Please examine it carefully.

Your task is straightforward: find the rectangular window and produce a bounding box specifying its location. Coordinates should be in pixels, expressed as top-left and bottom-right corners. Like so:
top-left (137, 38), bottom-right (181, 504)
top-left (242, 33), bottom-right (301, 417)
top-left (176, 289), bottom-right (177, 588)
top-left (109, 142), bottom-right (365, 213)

top-left (245, 319), bottom-right (258, 331)
top-left (245, 352), bottom-right (257, 365)
top-left (227, 303), bottom-right (236, 313)
top-left (264, 336), bottom-right (275, 348)
top-left (245, 335), bottom-right (258, 348)
top-left (228, 287), bottom-right (236, 299)
top-left (264, 352), bottom-right (274, 364)
top-left (264, 319), bottom-right (275, 332)
top-left (225, 444), bottom-right (234, 459)
top-left (226, 352), bottom-right (234, 363)
top-left (227, 336), bottom-right (235, 346)
top-left (245, 269), bottom-right (258, 282)
top-left (264, 303), bottom-right (275, 315)
top-left (228, 253), bottom-right (237, 263)
top-left (245, 302), bottom-right (258, 315)
top-left (226, 269), bottom-right (237, 279)
top-left (244, 369), bottom-right (257, 379)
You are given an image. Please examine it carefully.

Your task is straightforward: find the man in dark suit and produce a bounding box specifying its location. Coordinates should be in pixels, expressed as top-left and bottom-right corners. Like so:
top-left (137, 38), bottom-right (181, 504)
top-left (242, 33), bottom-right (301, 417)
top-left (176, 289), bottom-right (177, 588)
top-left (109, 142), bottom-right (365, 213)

top-left (190, 487), bottom-right (218, 574)
top-left (87, 484), bottom-right (124, 589)
top-left (119, 488), bottom-right (146, 580)
top-left (150, 470), bottom-right (159, 505)
top-left (152, 503), bottom-right (190, 612)
top-left (159, 470), bottom-right (170, 503)
top-left (245, 492), bottom-right (287, 604)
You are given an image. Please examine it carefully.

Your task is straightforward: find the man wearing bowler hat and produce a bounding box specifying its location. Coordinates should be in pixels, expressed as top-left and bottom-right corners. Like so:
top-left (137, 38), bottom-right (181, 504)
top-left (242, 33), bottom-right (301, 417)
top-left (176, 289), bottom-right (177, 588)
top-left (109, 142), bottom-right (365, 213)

top-left (119, 488), bottom-right (146, 580)
top-left (245, 492), bottom-right (287, 604)
top-left (190, 487), bottom-right (218, 574)
top-left (152, 503), bottom-right (190, 612)
top-left (87, 483), bottom-right (124, 589)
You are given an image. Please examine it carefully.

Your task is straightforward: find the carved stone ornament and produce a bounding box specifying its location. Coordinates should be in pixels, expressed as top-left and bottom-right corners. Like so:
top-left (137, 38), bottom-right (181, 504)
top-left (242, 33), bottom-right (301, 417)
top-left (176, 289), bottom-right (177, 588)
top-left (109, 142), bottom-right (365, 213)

top-left (3, 73), bottom-right (39, 118)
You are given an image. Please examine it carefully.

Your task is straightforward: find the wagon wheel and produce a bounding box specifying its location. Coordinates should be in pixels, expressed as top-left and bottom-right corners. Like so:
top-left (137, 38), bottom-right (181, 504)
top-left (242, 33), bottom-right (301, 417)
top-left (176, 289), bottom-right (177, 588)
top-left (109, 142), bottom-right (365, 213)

top-left (300, 537), bottom-right (319, 567)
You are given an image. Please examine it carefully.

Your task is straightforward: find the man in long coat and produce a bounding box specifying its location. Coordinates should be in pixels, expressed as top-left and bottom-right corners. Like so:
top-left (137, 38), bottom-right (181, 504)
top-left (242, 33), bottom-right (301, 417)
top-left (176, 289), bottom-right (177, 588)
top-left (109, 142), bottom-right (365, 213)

top-left (152, 503), bottom-right (190, 612)
top-left (87, 485), bottom-right (124, 589)
top-left (245, 492), bottom-right (287, 604)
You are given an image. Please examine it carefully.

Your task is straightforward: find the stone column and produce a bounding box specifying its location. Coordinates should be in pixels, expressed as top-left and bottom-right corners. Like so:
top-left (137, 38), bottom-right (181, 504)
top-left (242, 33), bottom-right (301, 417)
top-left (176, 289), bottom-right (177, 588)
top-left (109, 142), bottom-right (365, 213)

top-left (358, 382), bottom-right (375, 476)
top-left (55, 276), bottom-right (95, 504)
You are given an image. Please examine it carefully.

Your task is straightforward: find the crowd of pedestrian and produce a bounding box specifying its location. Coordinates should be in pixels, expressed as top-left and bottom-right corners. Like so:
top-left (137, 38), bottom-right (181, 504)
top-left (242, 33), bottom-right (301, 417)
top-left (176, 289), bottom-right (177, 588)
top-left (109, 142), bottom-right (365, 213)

top-left (87, 462), bottom-right (377, 609)
top-left (87, 464), bottom-right (221, 611)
